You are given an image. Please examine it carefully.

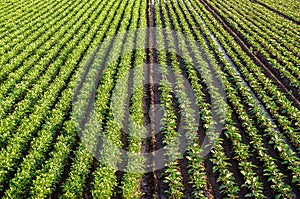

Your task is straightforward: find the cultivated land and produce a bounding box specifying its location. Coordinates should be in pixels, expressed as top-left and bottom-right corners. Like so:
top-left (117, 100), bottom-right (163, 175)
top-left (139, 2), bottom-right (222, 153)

top-left (0, 0), bottom-right (299, 198)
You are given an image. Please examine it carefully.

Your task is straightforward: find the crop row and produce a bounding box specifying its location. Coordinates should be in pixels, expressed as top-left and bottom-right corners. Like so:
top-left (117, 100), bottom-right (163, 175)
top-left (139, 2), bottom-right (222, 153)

top-left (0, 0), bottom-right (128, 197)
top-left (120, 0), bottom-right (148, 197)
top-left (221, 0), bottom-right (300, 52)
top-left (0, 0), bottom-right (62, 45)
top-left (171, 1), bottom-right (266, 197)
top-left (0, 0), bottom-right (103, 149)
top-left (0, 0), bottom-right (84, 113)
top-left (209, 0), bottom-right (299, 59)
top-left (155, 4), bottom-right (187, 197)
top-left (188, 0), bottom-right (300, 192)
top-left (2, 0), bottom-right (118, 196)
top-left (0, 0), bottom-right (299, 198)
top-left (155, 0), bottom-right (241, 197)
top-left (0, 0), bottom-right (77, 77)
top-left (59, 0), bottom-right (148, 197)
top-left (92, 0), bottom-right (144, 197)
top-left (255, 0), bottom-right (300, 23)
top-left (162, 0), bottom-right (300, 197)
top-left (205, 0), bottom-right (300, 91)
top-left (191, 0), bottom-right (300, 146)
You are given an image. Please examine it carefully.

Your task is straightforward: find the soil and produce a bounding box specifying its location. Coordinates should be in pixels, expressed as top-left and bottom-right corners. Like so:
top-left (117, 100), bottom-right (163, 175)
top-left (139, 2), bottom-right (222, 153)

top-left (140, 0), bottom-right (168, 197)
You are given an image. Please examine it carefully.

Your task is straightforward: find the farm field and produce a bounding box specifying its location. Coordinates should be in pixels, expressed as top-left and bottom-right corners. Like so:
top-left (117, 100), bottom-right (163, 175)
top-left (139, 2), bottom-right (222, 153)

top-left (0, 0), bottom-right (299, 198)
